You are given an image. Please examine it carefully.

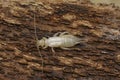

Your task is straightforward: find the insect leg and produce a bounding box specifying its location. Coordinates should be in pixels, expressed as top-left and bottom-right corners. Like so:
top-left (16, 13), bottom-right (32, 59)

top-left (42, 44), bottom-right (48, 49)
top-left (51, 47), bottom-right (55, 53)
top-left (59, 32), bottom-right (70, 36)
top-left (60, 47), bottom-right (71, 50)
top-left (53, 32), bottom-right (62, 37)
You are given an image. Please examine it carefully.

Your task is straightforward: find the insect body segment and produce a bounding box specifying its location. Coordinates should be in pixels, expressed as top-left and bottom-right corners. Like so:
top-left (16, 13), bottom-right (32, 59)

top-left (37, 32), bottom-right (84, 53)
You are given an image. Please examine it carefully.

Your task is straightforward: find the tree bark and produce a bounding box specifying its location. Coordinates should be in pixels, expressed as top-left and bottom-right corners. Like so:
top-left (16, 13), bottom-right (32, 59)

top-left (0, 0), bottom-right (120, 80)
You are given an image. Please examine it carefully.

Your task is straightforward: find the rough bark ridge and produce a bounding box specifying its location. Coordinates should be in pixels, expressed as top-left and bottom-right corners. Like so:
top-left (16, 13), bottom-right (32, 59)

top-left (0, 0), bottom-right (120, 80)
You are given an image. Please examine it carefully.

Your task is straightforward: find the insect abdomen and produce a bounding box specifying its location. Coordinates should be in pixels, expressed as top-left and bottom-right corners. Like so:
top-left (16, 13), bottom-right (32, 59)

top-left (62, 38), bottom-right (77, 47)
top-left (46, 37), bottom-right (63, 47)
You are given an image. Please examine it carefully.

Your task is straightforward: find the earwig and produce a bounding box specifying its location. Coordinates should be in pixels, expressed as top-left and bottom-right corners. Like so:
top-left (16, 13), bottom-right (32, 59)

top-left (37, 32), bottom-right (85, 53)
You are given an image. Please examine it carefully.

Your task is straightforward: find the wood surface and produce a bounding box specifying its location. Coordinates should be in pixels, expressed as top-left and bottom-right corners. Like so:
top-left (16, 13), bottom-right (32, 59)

top-left (0, 0), bottom-right (120, 80)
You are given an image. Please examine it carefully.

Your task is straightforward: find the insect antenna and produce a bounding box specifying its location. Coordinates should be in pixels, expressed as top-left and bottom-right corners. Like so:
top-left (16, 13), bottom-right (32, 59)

top-left (33, 6), bottom-right (44, 74)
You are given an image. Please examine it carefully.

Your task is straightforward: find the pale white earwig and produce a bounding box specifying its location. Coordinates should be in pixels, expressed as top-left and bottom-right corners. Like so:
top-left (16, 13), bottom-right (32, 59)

top-left (37, 32), bottom-right (86, 53)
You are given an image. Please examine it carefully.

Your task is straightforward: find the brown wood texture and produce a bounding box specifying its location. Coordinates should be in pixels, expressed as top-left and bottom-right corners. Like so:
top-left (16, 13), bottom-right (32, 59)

top-left (0, 0), bottom-right (120, 80)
